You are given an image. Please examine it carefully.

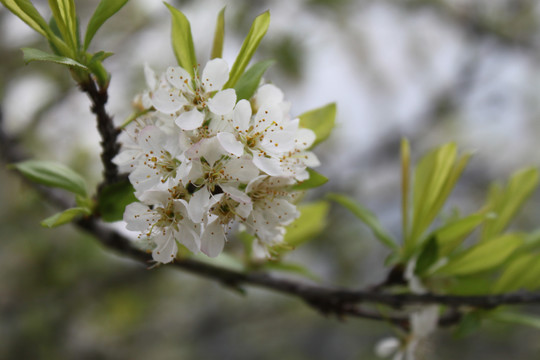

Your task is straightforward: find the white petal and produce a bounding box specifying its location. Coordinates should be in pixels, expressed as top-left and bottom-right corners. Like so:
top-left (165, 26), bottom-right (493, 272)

top-left (144, 63), bottom-right (157, 90)
top-left (374, 337), bottom-right (400, 358)
top-left (251, 240), bottom-right (270, 259)
top-left (176, 227), bottom-right (200, 254)
top-left (124, 202), bottom-right (154, 231)
top-left (247, 210), bottom-right (285, 244)
top-left (150, 87), bottom-right (186, 114)
top-left (252, 153), bottom-right (285, 176)
top-left (113, 149), bottom-right (139, 173)
top-left (152, 232), bottom-right (178, 263)
top-left (208, 89), bottom-right (236, 115)
top-left (223, 157), bottom-right (260, 182)
top-left (202, 58), bottom-right (229, 91)
top-left (138, 125), bottom-right (165, 152)
top-left (197, 137), bottom-right (226, 167)
top-left (175, 109), bottom-right (204, 130)
top-left (411, 305), bottom-right (439, 338)
top-left (137, 189), bottom-right (170, 206)
top-left (295, 128), bottom-right (316, 150)
top-left (188, 187), bottom-right (211, 223)
top-left (166, 66), bottom-right (191, 90)
top-left (300, 151), bottom-right (320, 167)
top-left (265, 198), bottom-right (299, 226)
top-left (233, 99), bottom-right (252, 132)
top-left (245, 175), bottom-right (268, 193)
top-left (201, 220), bottom-right (225, 257)
top-left (254, 104), bottom-right (283, 131)
top-left (261, 129), bottom-right (296, 152)
top-left (256, 84), bottom-right (284, 108)
top-left (294, 168), bottom-right (310, 182)
top-left (183, 160), bottom-right (202, 185)
top-left (235, 201), bottom-right (253, 219)
top-left (217, 132), bottom-right (244, 156)
top-left (221, 185), bottom-right (251, 204)
top-left (129, 166), bottom-right (160, 195)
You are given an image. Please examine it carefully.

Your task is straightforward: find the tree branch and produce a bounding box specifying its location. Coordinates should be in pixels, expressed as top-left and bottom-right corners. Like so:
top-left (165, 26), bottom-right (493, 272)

top-left (76, 215), bottom-right (540, 312)
top-left (3, 88), bottom-right (540, 329)
top-left (78, 77), bottom-right (121, 189)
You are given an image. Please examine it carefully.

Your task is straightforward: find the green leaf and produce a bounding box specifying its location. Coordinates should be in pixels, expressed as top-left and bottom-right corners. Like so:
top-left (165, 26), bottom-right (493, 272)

top-left (454, 311), bottom-right (483, 338)
top-left (481, 168), bottom-right (539, 241)
top-left (84, 0), bottom-right (129, 50)
top-left (409, 143), bottom-right (456, 244)
top-left (292, 168), bottom-right (328, 191)
top-left (97, 180), bottom-right (137, 222)
top-left (435, 233), bottom-right (523, 276)
top-left (406, 143), bottom-right (471, 254)
top-left (48, 0), bottom-right (78, 50)
top-left (88, 51), bottom-right (114, 65)
top-left (1, 0), bottom-right (50, 37)
top-left (224, 11), bottom-right (270, 88)
top-left (492, 253), bottom-right (538, 293)
top-left (327, 193), bottom-right (398, 250)
top-left (401, 138), bottom-right (411, 239)
top-left (10, 160), bottom-right (88, 197)
top-left (298, 103), bottom-right (336, 148)
top-left (86, 54), bottom-right (110, 88)
top-left (21, 48), bottom-right (88, 70)
top-left (510, 256), bottom-right (540, 291)
top-left (164, 3), bottom-right (197, 76)
top-left (41, 207), bottom-right (91, 228)
top-left (234, 59), bottom-right (275, 100)
top-left (433, 214), bottom-right (485, 256)
top-left (446, 273), bottom-right (493, 295)
top-left (414, 236), bottom-right (439, 275)
top-left (5, 0), bottom-right (72, 56)
top-left (210, 7), bottom-right (225, 59)
top-left (489, 311), bottom-right (540, 331)
top-left (278, 201), bottom-right (329, 251)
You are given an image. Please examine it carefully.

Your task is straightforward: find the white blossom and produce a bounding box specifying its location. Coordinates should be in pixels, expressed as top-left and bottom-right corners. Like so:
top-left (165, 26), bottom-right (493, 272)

top-left (117, 59), bottom-right (321, 263)
top-left (124, 190), bottom-right (200, 263)
top-left (153, 58), bottom-right (237, 131)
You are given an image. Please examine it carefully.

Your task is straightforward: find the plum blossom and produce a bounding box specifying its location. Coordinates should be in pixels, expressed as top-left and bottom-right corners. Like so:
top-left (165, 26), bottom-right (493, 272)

top-left (152, 58), bottom-right (236, 131)
top-left (116, 58), bottom-right (321, 263)
top-left (243, 175), bottom-right (299, 250)
top-left (124, 190), bottom-right (200, 263)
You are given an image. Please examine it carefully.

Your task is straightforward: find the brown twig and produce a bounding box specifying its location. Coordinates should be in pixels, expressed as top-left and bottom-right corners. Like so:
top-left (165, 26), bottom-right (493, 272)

top-left (78, 77), bottom-right (121, 190)
top-left (2, 86), bottom-right (540, 329)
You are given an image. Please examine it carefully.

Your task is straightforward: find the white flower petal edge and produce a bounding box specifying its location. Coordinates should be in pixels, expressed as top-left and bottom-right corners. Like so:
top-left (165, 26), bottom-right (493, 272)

top-left (166, 66), bottom-right (191, 91)
top-left (176, 108), bottom-right (205, 130)
top-left (201, 58), bottom-right (229, 91)
top-left (375, 338), bottom-right (401, 358)
top-left (151, 87), bottom-right (186, 114)
top-left (217, 132), bottom-right (244, 156)
top-left (201, 219), bottom-right (225, 257)
top-left (208, 88), bottom-right (237, 115)
top-left (152, 231), bottom-right (178, 263)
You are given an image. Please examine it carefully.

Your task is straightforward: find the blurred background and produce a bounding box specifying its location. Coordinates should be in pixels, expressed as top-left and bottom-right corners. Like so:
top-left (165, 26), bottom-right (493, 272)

top-left (2, 0), bottom-right (540, 358)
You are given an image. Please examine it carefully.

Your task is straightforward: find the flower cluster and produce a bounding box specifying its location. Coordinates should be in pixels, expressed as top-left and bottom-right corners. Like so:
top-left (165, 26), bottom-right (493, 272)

top-left (115, 59), bottom-right (319, 263)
